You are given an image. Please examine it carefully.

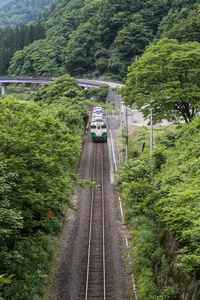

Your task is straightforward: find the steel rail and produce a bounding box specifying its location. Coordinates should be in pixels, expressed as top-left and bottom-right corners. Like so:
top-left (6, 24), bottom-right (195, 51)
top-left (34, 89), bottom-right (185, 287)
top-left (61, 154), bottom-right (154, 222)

top-left (101, 144), bottom-right (106, 300)
top-left (85, 143), bottom-right (106, 300)
top-left (85, 144), bottom-right (96, 300)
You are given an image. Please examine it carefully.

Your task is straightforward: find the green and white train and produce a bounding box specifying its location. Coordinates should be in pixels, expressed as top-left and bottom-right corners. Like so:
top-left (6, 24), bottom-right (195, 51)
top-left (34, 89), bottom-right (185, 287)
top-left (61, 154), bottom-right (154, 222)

top-left (91, 106), bottom-right (107, 142)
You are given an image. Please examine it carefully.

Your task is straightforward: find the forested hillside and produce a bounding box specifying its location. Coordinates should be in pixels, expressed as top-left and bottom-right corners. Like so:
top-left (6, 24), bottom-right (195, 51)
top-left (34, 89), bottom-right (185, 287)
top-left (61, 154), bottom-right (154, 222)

top-left (0, 0), bottom-right (56, 28)
top-left (0, 22), bottom-right (46, 75)
top-left (1, 0), bottom-right (199, 81)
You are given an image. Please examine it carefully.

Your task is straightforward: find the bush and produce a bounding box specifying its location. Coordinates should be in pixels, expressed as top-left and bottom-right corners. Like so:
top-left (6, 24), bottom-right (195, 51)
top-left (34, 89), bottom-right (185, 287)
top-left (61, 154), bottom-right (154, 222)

top-left (0, 76), bottom-right (87, 299)
top-left (152, 147), bottom-right (166, 170)
top-left (129, 146), bottom-right (140, 158)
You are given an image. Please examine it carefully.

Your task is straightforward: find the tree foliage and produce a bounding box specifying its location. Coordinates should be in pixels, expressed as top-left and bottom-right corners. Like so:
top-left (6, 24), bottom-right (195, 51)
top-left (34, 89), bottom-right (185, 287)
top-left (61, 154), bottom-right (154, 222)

top-left (0, 22), bottom-right (46, 75)
top-left (121, 38), bottom-right (200, 124)
top-left (0, 74), bottom-right (88, 299)
top-left (0, 0), bottom-right (55, 28)
top-left (8, 36), bottom-right (66, 76)
top-left (119, 116), bottom-right (200, 300)
top-left (85, 84), bottom-right (109, 103)
top-left (0, 0), bottom-right (199, 79)
top-left (118, 116), bottom-right (200, 298)
top-left (163, 9), bottom-right (200, 43)
top-left (7, 0), bottom-right (199, 80)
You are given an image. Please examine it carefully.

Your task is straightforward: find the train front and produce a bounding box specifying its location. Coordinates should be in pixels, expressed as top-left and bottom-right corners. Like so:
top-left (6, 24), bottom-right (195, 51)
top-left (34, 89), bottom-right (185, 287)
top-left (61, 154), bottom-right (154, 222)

top-left (91, 121), bottom-right (107, 142)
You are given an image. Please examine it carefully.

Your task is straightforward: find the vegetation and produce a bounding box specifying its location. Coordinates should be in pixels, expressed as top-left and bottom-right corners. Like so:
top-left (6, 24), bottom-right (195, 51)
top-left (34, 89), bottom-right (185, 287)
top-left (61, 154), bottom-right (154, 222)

top-left (162, 9), bottom-right (200, 43)
top-left (0, 0), bottom-right (196, 80)
top-left (1, 0), bottom-right (200, 298)
top-left (0, 0), bottom-right (55, 28)
top-left (121, 38), bottom-right (200, 124)
top-left (0, 22), bottom-right (46, 76)
top-left (84, 84), bottom-right (109, 104)
top-left (118, 118), bottom-right (200, 298)
top-left (0, 74), bottom-right (88, 299)
top-left (2, 85), bottom-right (38, 101)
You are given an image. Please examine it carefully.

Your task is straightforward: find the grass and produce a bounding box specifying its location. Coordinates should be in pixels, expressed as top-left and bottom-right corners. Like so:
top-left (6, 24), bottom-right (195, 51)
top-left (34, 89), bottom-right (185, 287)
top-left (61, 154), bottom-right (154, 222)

top-left (1, 84), bottom-right (39, 101)
top-left (119, 124), bottom-right (177, 160)
top-left (120, 127), bottom-right (150, 159)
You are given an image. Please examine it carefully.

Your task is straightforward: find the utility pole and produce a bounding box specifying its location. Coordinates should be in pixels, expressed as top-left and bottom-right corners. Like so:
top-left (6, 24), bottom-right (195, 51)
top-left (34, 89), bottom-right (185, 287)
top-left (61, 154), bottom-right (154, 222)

top-left (150, 109), bottom-right (153, 153)
top-left (119, 95), bottom-right (122, 131)
top-left (126, 108), bottom-right (128, 160)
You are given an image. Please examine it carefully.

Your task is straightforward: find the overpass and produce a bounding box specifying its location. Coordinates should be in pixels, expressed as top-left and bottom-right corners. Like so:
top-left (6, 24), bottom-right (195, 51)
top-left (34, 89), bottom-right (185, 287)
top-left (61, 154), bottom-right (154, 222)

top-left (0, 76), bottom-right (124, 95)
top-left (0, 76), bottom-right (56, 95)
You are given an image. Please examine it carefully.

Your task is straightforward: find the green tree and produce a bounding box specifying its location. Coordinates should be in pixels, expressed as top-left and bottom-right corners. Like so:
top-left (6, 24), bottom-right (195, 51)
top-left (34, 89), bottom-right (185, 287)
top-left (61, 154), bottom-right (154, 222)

top-left (139, 0), bottom-right (170, 35)
top-left (34, 74), bottom-right (85, 104)
top-left (0, 48), bottom-right (8, 75)
top-left (36, 74), bottom-right (88, 136)
top-left (163, 10), bottom-right (200, 43)
top-left (0, 0), bottom-right (55, 28)
top-left (112, 19), bottom-right (154, 67)
top-left (34, 22), bottom-right (46, 40)
top-left (9, 37), bottom-right (67, 76)
top-left (86, 84), bottom-right (109, 103)
top-left (5, 0), bottom-right (200, 80)
top-left (65, 22), bottom-right (99, 76)
top-left (0, 94), bottom-right (85, 298)
top-left (121, 38), bottom-right (200, 124)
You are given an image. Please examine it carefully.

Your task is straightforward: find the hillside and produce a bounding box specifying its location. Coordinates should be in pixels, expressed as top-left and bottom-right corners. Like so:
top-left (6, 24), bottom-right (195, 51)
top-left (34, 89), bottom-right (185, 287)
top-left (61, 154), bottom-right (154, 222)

top-left (0, 0), bottom-right (56, 28)
top-left (5, 0), bottom-right (200, 81)
top-left (118, 117), bottom-right (200, 298)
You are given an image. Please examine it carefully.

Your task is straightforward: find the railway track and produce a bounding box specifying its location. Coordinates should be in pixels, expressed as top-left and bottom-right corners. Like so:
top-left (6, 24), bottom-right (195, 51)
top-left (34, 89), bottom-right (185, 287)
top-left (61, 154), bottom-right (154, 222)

top-left (85, 142), bottom-right (106, 300)
top-left (51, 114), bottom-right (129, 300)
top-left (86, 102), bottom-right (95, 114)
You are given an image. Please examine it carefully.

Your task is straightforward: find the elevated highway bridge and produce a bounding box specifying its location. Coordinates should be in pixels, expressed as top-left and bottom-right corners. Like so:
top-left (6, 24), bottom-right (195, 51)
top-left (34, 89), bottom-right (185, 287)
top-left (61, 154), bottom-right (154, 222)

top-left (0, 76), bottom-right (124, 95)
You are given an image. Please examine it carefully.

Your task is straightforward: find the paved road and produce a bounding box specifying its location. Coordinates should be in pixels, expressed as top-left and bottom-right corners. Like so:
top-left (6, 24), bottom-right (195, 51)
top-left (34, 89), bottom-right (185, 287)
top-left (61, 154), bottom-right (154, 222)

top-left (77, 78), bottom-right (124, 89)
top-left (129, 109), bottom-right (174, 127)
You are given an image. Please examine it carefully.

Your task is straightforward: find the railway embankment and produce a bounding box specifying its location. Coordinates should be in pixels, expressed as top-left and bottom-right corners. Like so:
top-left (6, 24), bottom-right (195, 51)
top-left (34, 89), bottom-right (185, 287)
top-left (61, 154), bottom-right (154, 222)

top-left (113, 116), bottom-right (200, 299)
top-left (161, 232), bottom-right (198, 299)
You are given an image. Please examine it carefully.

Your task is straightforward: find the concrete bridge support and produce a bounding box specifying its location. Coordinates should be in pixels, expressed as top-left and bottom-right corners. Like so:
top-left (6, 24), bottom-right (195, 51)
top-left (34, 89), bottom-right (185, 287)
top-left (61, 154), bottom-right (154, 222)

top-left (106, 87), bottom-right (122, 107)
top-left (1, 83), bottom-right (8, 96)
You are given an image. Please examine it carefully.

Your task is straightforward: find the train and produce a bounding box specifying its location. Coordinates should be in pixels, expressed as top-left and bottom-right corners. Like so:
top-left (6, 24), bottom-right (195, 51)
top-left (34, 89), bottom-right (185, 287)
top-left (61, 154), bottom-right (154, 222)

top-left (91, 106), bottom-right (107, 142)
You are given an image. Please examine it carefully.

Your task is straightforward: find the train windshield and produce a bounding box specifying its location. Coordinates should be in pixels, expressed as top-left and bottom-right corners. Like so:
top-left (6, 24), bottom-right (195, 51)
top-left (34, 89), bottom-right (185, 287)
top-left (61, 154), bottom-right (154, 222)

top-left (95, 119), bottom-right (104, 122)
top-left (101, 125), bottom-right (107, 129)
top-left (91, 125), bottom-right (96, 129)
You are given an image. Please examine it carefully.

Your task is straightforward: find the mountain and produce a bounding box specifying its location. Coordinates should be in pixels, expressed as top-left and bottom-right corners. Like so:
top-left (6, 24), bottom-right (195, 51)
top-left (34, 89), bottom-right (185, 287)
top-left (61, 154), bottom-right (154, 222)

top-left (0, 0), bottom-right (56, 28)
top-left (3, 0), bottom-right (200, 81)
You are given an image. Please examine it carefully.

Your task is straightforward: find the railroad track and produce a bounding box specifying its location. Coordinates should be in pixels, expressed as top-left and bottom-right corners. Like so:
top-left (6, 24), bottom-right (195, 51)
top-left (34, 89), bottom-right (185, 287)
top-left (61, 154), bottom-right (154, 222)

top-left (57, 116), bottom-right (128, 300)
top-left (86, 102), bottom-right (95, 114)
top-left (85, 142), bottom-right (106, 300)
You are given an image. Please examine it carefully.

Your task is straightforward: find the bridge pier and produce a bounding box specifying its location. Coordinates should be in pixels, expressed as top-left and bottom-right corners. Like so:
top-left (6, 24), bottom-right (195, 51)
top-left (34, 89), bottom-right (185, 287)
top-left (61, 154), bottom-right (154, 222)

top-left (1, 83), bottom-right (8, 96)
